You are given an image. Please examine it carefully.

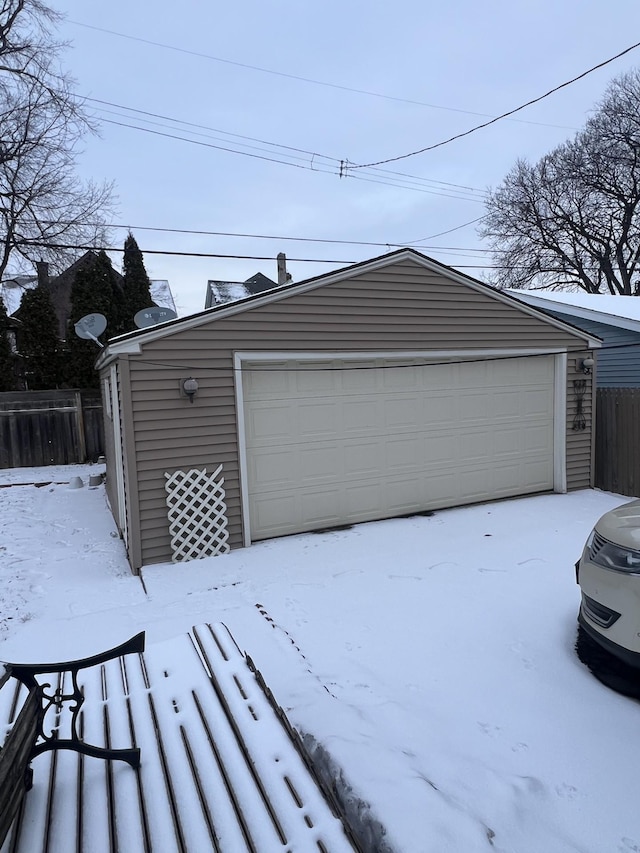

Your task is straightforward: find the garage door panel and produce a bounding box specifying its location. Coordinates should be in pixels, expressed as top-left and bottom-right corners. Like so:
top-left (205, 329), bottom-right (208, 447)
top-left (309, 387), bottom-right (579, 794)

top-left (294, 364), bottom-right (336, 393)
top-left (457, 431), bottom-right (491, 461)
top-left (247, 404), bottom-right (292, 441)
top-left (491, 391), bottom-right (524, 418)
top-left (343, 367), bottom-right (377, 391)
top-left (386, 436), bottom-right (423, 471)
top-left (242, 357), bottom-right (556, 540)
top-left (244, 365), bottom-right (291, 396)
top-left (492, 462), bottom-right (526, 492)
top-left (248, 449), bottom-right (294, 489)
top-left (300, 489), bottom-right (343, 526)
top-left (299, 445), bottom-right (343, 481)
top-left (297, 401), bottom-right (339, 437)
top-left (342, 399), bottom-right (380, 433)
top-left (523, 423), bottom-right (553, 452)
top-left (384, 395), bottom-right (422, 429)
top-left (251, 493), bottom-right (298, 535)
top-left (384, 476), bottom-right (428, 511)
top-left (344, 482), bottom-right (384, 516)
top-left (343, 440), bottom-right (385, 476)
top-left (523, 457), bottom-right (554, 484)
top-left (424, 471), bottom-right (459, 503)
top-left (423, 396), bottom-right (457, 426)
top-left (490, 426), bottom-right (521, 454)
top-left (523, 388), bottom-right (555, 416)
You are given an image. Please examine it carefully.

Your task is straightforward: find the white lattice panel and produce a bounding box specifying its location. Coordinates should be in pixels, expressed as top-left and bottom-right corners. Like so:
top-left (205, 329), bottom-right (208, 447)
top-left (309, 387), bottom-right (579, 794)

top-left (164, 466), bottom-right (230, 562)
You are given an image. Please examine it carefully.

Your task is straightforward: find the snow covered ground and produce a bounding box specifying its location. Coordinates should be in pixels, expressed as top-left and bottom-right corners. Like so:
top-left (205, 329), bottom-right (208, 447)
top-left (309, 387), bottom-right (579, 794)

top-left (1, 464), bottom-right (639, 853)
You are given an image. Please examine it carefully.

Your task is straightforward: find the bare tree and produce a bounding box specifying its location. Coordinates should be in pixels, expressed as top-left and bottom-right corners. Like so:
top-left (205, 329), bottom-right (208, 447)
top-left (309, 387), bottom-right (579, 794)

top-left (481, 69), bottom-right (640, 295)
top-left (0, 1), bottom-right (115, 281)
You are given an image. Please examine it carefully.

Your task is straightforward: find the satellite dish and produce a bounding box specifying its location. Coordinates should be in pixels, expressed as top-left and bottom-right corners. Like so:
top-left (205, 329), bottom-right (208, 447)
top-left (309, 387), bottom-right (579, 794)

top-left (74, 313), bottom-right (107, 348)
top-left (134, 306), bottom-right (178, 329)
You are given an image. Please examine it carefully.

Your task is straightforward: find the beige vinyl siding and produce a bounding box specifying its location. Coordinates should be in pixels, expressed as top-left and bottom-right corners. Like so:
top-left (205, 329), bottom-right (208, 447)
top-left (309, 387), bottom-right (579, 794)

top-left (565, 352), bottom-right (594, 490)
top-left (114, 258), bottom-right (593, 567)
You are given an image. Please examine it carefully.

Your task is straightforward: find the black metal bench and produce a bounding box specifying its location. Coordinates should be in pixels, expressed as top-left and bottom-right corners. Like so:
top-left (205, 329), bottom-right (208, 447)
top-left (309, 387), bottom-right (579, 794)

top-left (0, 633), bottom-right (145, 848)
top-left (1, 624), bottom-right (363, 852)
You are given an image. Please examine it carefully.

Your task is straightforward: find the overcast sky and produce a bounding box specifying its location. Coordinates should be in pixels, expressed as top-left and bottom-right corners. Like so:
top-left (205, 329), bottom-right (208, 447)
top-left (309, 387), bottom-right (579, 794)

top-left (52, 0), bottom-right (640, 316)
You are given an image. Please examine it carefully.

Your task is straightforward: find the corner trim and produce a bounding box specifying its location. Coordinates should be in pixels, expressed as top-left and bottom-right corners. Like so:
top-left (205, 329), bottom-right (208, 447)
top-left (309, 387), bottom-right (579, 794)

top-left (554, 353), bottom-right (568, 493)
top-left (234, 352), bottom-right (252, 548)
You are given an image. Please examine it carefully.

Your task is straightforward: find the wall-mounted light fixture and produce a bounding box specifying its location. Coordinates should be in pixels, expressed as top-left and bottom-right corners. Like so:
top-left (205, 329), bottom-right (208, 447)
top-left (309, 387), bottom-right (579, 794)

top-left (578, 357), bottom-right (595, 375)
top-left (181, 377), bottom-right (199, 403)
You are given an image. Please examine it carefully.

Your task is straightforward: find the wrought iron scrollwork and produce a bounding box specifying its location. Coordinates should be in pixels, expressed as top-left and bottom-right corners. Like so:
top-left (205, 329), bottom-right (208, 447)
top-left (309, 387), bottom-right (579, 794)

top-left (6, 632), bottom-right (145, 767)
top-left (573, 379), bottom-right (587, 431)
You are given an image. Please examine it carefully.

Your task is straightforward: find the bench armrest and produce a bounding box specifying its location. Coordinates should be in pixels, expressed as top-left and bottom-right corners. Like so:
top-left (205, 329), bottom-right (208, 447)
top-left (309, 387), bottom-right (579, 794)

top-left (6, 633), bottom-right (145, 680)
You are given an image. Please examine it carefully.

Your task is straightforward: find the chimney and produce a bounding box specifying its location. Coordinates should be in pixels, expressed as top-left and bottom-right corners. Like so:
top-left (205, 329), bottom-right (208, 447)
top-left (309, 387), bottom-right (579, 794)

top-left (277, 252), bottom-right (292, 286)
top-left (36, 260), bottom-right (49, 288)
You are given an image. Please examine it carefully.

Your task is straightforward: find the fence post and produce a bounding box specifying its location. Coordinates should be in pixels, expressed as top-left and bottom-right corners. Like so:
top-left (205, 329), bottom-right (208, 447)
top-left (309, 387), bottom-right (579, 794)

top-left (74, 391), bottom-right (87, 463)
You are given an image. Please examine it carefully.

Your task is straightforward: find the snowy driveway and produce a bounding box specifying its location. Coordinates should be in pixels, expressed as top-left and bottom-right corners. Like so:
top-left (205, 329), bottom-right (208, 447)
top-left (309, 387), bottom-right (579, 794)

top-left (0, 466), bottom-right (638, 852)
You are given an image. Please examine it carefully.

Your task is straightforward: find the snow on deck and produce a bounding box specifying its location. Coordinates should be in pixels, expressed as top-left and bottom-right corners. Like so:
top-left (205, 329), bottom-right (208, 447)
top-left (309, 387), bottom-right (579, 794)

top-left (0, 624), bottom-right (359, 852)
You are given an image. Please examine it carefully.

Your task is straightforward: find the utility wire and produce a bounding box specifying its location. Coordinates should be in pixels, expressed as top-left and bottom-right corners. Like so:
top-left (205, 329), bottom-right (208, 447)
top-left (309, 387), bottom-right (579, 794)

top-left (69, 20), bottom-right (576, 131)
top-left (397, 216), bottom-right (487, 244)
top-left (44, 219), bottom-right (494, 251)
top-left (108, 348), bottom-right (597, 375)
top-left (86, 96), bottom-right (486, 197)
top-left (14, 240), bottom-right (354, 262)
top-left (100, 117), bottom-right (486, 201)
top-left (348, 39), bottom-right (640, 169)
top-left (15, 239), bottom-right (616, 272)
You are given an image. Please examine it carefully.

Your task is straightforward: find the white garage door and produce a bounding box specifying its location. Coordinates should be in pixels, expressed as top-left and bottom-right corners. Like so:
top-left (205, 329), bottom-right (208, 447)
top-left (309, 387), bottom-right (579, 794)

top-left (241, 356), bottom-right (556, 541)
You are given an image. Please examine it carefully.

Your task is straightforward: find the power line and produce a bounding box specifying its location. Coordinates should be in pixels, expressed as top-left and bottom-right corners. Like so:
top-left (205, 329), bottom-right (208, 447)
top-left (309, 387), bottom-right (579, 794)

top-left (348, 39), bottom-right (640, 169)
top-left (110, 348), bottom-right (597, 375)
top-left (398, 216), bottom-right (487, 244)
top-left (99, 117), bottom-right (486, 201)
top-left (96, 111), bottom-right (485, 200)
top-left (86, 96), bottom-right (487, 197)
top-left (46, 219), bottom-right (493, 251)
top-left (14, 239), bottom-right (600, 271)
top-left (14, 240), bottom-right (355, 262)
top-left (69, 20), bottom-right (577, 132)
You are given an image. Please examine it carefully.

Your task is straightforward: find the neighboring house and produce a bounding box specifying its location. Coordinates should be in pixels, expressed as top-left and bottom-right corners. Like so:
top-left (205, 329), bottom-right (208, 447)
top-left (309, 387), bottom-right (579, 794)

top-left (0, 274), bottom-right (38, 317)
top-left (507, 290), bottom-right (640, 387)
top-left (205, 272), bottom-right (277, 309)
top-left (149, 279), bottom-right (177, 315)
top-left (96, 248), bottom-right (600, 574)
top-left (0, 253), bottom-right (177, 339)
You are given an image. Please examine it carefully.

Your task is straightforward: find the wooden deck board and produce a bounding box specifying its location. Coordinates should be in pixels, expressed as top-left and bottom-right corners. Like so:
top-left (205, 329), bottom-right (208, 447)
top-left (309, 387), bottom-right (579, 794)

top-left (1, 625), bottom-right (358, 853)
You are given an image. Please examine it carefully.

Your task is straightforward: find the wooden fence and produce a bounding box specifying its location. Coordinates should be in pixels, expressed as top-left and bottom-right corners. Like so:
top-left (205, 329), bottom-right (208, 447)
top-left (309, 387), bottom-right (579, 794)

top-left (0, 390), bottom-right (104, 469)
top-left (595, 388), bottom-right (640, 497)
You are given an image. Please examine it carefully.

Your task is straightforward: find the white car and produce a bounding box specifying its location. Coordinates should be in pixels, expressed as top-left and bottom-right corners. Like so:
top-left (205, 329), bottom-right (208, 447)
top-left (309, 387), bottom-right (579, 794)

top-left (576, 500), bottom-right (640, 693)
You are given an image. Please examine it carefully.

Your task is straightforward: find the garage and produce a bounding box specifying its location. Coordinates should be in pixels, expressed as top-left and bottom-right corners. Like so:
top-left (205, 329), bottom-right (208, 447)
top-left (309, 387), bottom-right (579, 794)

top-left (97, 248), bottom-right (600, 571)
top-left (241, 353), bottom-right (558, 541)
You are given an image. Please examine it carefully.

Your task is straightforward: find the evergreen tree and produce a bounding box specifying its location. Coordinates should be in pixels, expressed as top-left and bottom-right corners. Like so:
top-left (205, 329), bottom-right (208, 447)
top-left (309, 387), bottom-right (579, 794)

top-left (19, 286), bottom-right (61, 389)
top-left (120, 233), bottom-right (152, 333)
top-left (65, 251), bottom-right (118, 388)
top-left (0, 298), bottom-right (15, 391)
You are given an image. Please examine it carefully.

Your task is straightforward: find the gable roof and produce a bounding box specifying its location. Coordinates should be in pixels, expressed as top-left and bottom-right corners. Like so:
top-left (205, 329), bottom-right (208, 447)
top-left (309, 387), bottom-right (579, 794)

top-left (97, 249), bottom-right (601, 365)
top-left (149, 280), bottom-right (176, 314)
top-left (506, 290), bottom-right (640, 335)
top-left (205, 272), bottom-right (277, 309)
